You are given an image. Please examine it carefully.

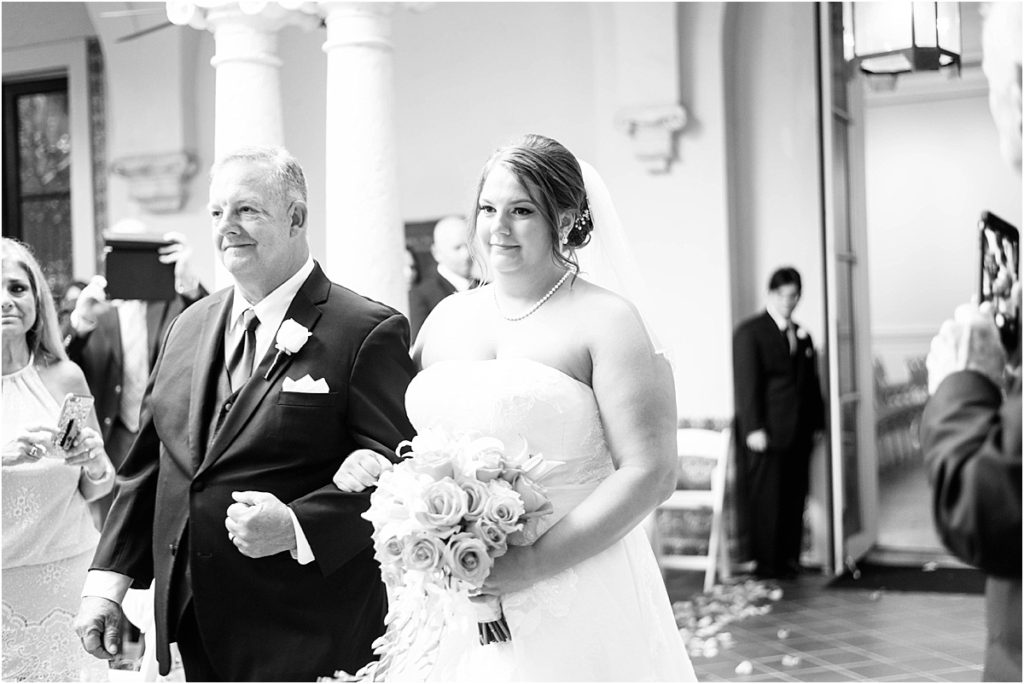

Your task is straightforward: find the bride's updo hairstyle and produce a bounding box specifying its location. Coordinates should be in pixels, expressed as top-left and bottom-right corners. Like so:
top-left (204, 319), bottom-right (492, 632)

top-left (469, 134), bottom-right (593, 274)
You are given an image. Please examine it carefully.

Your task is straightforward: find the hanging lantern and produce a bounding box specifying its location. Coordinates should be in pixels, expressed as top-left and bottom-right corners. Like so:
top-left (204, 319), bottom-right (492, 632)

top-left (846, 2), bottom-right (962, 75)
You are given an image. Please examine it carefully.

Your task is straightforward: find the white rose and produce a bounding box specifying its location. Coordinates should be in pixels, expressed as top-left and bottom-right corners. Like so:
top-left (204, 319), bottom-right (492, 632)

top-left (275, 319), bottom-right (312, 354)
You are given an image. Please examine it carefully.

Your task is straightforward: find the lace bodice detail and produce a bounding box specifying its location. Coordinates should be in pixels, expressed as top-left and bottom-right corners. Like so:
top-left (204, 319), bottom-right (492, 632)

top-left (407, 359), bottom-right (615, 492)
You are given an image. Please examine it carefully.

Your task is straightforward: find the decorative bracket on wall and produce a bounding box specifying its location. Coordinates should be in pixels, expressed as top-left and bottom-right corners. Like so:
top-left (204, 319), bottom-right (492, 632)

top-left (614, 103), bottom-right (688, 174)
top-left (110, 151), bottom-right (199, 214)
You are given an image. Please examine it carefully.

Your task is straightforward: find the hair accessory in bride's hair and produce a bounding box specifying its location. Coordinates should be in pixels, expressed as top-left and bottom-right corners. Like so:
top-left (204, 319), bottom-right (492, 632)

top-left (565, 199), bottom-right (593, 248)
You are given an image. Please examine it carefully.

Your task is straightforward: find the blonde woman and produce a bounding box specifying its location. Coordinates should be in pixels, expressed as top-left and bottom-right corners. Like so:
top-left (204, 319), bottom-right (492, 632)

top-left (2, 238), bottom-right (114, 681)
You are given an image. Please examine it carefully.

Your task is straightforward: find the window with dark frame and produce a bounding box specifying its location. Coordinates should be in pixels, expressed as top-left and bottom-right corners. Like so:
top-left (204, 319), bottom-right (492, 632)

top-left (3, 76), bottom-right (74, 296)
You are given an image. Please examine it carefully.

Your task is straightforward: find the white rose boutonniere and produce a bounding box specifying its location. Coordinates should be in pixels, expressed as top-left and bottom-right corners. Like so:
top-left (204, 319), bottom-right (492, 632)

top-left (264, 319), bottom-right (312, 379)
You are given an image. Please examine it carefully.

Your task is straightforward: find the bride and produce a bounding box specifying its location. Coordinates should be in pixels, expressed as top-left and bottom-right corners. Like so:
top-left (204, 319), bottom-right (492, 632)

top-left (336, 134), bottom-right (696, 681)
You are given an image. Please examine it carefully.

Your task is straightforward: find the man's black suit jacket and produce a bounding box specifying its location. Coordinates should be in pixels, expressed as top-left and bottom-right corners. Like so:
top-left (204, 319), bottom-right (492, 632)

top-left (66, 291), bottom-right (204, 442)
top-left (91, 264), bottom-right (417, 680)
top-left (732, 311), bottom-right (825, 451)
top-left (922, 372), bottom-right (1021, 681)
top-left (408, 269), bottom-right (457, 340)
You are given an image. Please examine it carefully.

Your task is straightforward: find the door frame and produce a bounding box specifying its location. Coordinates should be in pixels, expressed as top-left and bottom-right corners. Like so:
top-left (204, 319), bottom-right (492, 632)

top-left (817, 1), bottom-right (879, 575)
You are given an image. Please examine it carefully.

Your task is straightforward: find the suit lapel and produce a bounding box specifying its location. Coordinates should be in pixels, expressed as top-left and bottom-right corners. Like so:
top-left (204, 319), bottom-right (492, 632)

top-left (199, 266), bottom-right (329, 474)
top-left (760, 311), bottom-right (789, 359)
top-left (188, 293), bottom-right (232, 472)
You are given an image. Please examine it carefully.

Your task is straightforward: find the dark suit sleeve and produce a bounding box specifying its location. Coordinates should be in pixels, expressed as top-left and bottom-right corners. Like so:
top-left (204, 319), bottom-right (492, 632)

top-left (88, 317), bottom-right (182, 586)
top-left (805, 334), bottom-right (826, 432)
top-left (65, 324), bottom-right (93, 360)
top-left (733, 324), bottom-right (765, 437)
top-left (921, 371), bottom-right (1022, 578)
top-left (290, 312), bottom-right (417, 577)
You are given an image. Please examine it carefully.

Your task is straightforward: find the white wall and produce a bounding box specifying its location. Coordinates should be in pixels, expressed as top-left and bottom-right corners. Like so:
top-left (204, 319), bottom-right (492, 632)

top-left (864, 75), bottom-right (1024, 381)
top-left (726, 2), bottom-right (824, 342)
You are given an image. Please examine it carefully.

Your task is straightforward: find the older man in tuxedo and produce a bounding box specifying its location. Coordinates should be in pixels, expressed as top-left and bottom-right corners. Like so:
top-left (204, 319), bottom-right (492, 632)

top-left (74, 146), bottom-right (416, 681)
top-left (733, 267), bottom-right (825, 579)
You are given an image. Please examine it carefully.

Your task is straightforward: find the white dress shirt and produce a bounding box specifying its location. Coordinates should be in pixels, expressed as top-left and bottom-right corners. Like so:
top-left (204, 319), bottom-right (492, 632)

top-left (82, 258), bottom-right (320, 604)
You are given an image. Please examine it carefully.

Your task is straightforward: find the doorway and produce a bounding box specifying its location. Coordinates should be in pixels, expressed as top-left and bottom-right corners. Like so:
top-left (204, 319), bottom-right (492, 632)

top-left (858, 6), bottom-right (1021, 561)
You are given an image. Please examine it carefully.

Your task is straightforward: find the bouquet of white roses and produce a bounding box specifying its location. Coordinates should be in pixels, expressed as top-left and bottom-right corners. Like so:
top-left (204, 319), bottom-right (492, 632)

top-left (332, 429), bottom-right (561, 681)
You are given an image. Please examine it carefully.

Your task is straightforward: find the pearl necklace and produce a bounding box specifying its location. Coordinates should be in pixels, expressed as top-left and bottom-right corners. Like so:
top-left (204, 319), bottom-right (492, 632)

top-left (493, 270), bottom-right (572, 322)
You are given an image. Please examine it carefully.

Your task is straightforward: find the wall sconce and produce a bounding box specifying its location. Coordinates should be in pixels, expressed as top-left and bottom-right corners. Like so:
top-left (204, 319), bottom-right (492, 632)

top-left (110, 151), bottom-right (199, 214)
top-left (614, 103), bottom-right (688, 174)
top-left (845, 2), bottom-right (961, 76)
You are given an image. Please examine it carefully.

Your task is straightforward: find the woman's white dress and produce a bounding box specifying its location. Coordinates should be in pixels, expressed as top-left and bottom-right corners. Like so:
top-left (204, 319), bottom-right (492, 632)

top-left (2, 360), bottom-right (101, 681)
top-left (404, 358), bottom-right (696, 681)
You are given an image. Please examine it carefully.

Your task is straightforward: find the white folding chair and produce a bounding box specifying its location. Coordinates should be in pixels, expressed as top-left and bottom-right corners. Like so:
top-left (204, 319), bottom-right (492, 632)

top-left (650, 428), bottom-right (732, 592)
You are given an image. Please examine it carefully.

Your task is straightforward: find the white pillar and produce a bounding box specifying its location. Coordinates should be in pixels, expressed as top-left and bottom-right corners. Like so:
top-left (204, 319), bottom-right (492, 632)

top-left (169, 1), bottom-right (320, 156)
top-left (167, 0), bottom-right (320, 287)
top-left (320, 1), bottom-right (406, 313)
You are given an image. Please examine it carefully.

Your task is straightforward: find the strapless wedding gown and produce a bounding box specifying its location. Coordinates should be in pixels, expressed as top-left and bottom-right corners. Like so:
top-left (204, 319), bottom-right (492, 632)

top-left (404, 359), bottom-right (696, 682)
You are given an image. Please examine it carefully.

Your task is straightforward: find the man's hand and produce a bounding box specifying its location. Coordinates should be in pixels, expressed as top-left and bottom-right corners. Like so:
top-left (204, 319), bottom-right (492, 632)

top-left (332, 449), bottom-right (393, 492)
top-left (746, 429), bottom-right (768, 453)
top-left (926, 302), bottom-right (1007, 394)
top-left (160, 232), bottom-right (200, 294)
top-left (70, 276), bottom-right (109, 331)
top-left (74, 596), bottom-right (124, 659)
top-left (225, 491), bottom-right (296, 558)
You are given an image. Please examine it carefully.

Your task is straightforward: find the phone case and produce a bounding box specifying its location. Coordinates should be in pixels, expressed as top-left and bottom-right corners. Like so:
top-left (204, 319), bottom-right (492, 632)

top-left (978, 211), bottom-right (1020, 355)
top-left (53, 393), bottom-right (95, 453)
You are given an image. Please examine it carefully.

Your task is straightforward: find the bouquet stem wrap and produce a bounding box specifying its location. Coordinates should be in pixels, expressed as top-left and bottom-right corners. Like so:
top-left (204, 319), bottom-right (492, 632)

top-left (471, 595), bottom-right (511, 645)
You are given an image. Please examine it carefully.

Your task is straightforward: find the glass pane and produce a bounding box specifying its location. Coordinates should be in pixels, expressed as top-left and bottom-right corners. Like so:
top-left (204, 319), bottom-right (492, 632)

top-left (854, 1), bottom-right (913, 56)
top-left (841, 400), bottom-right (862, 536)
top-left (837, 262), bottom-right (858, 394)
top-left (17, 91), bottom-right (71, 196)
top-left (830, 3), bottom-right (849, 111)
top-left (20, 196), bottom-right (72, 297)
top-left (832, 125), bottom-right (852, 254)
top-left (913, 2), bottom-right (938, 48)
top-left (936, 1), bottom-right (961, 53)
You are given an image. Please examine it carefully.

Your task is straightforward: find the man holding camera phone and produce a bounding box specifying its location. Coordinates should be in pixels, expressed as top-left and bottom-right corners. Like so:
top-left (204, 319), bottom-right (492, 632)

top-left (66, 222), bottom-right (206, 524)
top-left (922, 3), bottom-right (1021, 681)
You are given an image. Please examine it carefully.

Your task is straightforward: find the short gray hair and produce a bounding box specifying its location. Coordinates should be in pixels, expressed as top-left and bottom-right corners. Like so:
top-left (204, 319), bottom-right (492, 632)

top-left (210, 146), bottom-right (308, 205)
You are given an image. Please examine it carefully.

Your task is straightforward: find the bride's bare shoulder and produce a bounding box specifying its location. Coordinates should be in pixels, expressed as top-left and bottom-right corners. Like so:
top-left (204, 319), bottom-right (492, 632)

top-left (568, 277), bottom-right (644, 325)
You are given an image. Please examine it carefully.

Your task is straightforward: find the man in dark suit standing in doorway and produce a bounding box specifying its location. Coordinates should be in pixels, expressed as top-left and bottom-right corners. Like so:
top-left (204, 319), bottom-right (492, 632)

top-left (409, 215), bottom-right (475, 340)
top-left (733, 266), bottom-right (825, 579)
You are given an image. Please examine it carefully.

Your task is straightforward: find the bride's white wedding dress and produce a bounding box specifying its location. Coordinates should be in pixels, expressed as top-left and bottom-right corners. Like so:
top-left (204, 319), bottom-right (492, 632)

top-left (404, 358), bottom-right (696, 681)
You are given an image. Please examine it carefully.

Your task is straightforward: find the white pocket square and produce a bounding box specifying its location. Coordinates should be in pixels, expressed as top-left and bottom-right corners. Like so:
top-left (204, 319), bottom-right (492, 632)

top-left (282, 374), bottom-right (330, 393)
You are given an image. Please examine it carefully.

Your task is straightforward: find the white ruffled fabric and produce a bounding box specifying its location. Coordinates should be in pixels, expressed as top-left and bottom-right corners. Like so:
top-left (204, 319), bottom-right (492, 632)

top-left (404, 358), bottom-right (695, 682)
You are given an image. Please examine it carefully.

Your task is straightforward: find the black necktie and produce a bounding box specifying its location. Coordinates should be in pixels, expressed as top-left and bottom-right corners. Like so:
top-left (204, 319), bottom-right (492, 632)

top-left (227, 309), bottom-right (259, 391)
top-left (785, 323), bottom-right (797, 355)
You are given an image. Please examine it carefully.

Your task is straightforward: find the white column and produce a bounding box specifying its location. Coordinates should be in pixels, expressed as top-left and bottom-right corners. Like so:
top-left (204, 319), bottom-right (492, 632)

top-left (168, 1), bottom-right (320, 156)
top-left (320, 2), bottom-right (406, 313)
top-left (167, 0), bottom-right (320, 287)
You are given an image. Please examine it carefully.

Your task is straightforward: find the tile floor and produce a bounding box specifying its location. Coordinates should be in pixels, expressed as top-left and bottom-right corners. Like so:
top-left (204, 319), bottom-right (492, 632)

top-left (666, 571), bottom-right (987, 682)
